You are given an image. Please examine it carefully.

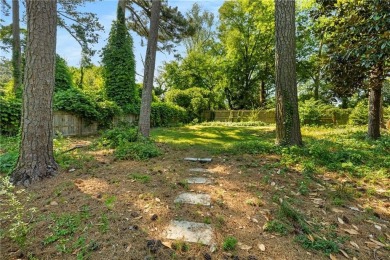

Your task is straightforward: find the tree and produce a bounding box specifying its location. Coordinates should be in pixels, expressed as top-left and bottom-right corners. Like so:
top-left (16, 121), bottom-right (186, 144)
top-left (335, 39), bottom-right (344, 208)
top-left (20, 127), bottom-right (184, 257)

top-left (11, 0), bottom-right (58, 186)
top-left (274, 0), bottom-right (302, 146)
top-left (219, 0), bottom-right (274, 109)
top-left (320, 0), bottom-right (389, 139)
top-left (101, 2), bottom-right (138, 113)
top-left (126, 0), bottom-right (192, 52)
top-left (11, 0), bottom-right (21, 93)
top-left (138, 0), bottom-right (161, 137)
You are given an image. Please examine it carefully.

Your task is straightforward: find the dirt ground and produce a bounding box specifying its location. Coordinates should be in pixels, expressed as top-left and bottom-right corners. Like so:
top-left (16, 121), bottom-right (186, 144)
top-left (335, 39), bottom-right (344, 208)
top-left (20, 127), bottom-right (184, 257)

top-left (1, 141), bottom-right (389, 260)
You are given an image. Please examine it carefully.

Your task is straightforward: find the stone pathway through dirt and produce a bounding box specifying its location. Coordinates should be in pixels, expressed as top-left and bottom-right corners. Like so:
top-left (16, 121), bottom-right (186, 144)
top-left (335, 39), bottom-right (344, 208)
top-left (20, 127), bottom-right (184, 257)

top-left (164, 157), bottom-right (214, 246)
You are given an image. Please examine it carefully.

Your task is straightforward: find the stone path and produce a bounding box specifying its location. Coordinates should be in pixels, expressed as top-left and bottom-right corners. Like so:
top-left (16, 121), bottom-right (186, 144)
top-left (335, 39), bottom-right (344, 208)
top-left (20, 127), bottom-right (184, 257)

top-left (164, 157), bottom-right (214, 245)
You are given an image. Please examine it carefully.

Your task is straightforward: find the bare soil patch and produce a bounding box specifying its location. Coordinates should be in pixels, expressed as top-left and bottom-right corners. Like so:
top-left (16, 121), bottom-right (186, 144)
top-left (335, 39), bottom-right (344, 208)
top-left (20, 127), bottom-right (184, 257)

top-left (1, 141), bottom-right (389, 260)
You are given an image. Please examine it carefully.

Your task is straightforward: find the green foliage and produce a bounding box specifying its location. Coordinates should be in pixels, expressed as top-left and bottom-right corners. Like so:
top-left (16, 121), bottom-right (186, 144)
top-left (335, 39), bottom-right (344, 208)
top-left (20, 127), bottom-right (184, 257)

top-left (114, 139), bottom-right (161, 161)
top-left (165, 87), bottom-right (210, 119)
top-left (230, 140), bottom-right (275, 155)
top-left (100, 126), bottom-right (138, 148)
top-left (0, 136), bottom-right (19, 175)
top-left (54, 88), bottom-right (100, 122)
top-left (42, 210), bottom-right (97, 259)
top-left (0, 177), bottom-right (36, 249)
top-left (0, 97), bottom-right (21, 135)
top-left (299, 98), bottom-right (331, 125)
top-left (55, 55), bottom-right (74, 92)
top-left (101, 5), bottom-right (139, 113)
top-left (349, 100), bottom-right (368, 125)
top-left (222, 236), bottom-right (237, 251)
top-left (95, 100), bottom-right (123, 129)
top-left (219, 0), bottom-right (274, 109)
top-left (263, 220), bottom-right (290, 235)
top-left (128, 173), bottom-right (151, 184)
top-left (151, 102), bottom-right (188, 127)
top-left (104, 195), bottom-right (116, 210)
top-left (295, 235), bottom-right (339, 255)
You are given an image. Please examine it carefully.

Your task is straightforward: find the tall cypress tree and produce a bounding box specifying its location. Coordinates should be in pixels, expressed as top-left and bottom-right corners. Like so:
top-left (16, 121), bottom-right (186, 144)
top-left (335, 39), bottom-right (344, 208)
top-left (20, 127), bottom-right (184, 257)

top-left (102, 4), bottom-right (138, 113)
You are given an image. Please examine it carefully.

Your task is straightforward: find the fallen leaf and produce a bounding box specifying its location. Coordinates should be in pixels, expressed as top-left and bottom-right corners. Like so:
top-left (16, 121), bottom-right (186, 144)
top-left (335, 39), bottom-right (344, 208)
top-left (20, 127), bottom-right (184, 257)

top-left (133, 216), bottom-right (142, 220)
top-left (155, 198), bottom-right (161, 202)
top-left (365, 241), bottom-right (380, 249)
top-left (238, 242), bottom-right (252, 250)
top-left (50, 201), bottom-right (58, 206)
top-left (252, 218), bottom-right (259, 223)
top-left (374, 225), bottom-right (382, 231)
top-left (369, 238), bottom-right (385, 247)
top-left (308, 234), bottom-right (315, 242)
top-left (338, 217), bottom-right (345, 225)
top-left (342, 228), bottom-right (359, 235)
top-left (161, 241), bottom-right (172, 249)
top-left (352, 258), bottom-right (358, 260)
top-left (329, 253), bottom-right (338, 260)
top-left (258, 243), bottom-right (265, 251)
top-left (210, 243), bottom-right (217, 253)
top-left (348, 206), bottom-right (361, 212)
top-left (339, 249), bottom-right (350, 259)
top-left (125, 245), bottom-right (131, 252)
top-left (350, 241), bottom-right (360, 249)
top-left (331, 208), bottom-right (344, 213)
top-left (352, 225), bottom-right (359, 231)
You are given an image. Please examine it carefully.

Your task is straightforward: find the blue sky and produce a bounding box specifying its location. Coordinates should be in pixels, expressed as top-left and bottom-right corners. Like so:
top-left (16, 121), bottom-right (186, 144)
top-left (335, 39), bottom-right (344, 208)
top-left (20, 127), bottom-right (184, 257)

top-left (55, 0), bottom-right (224, 81)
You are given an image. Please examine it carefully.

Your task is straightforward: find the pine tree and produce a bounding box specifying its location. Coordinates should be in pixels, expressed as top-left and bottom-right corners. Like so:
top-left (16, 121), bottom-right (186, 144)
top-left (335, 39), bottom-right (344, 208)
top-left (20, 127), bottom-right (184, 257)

top-left (101, 4), bottom-right (138, 113)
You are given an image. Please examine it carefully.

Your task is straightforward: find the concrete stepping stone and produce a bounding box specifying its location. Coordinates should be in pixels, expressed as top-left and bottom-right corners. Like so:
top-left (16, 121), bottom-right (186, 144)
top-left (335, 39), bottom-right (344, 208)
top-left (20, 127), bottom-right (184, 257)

top-left (189, 168), bottom-right (211, 173)
top-left (186, 177), bottom-right (212, 184)
top-left (165, 220), bottom-right (213, 245)
top-left (184, 157), bottom-right (212, 163)
top-left (174, 192), bottom-right (211, 206)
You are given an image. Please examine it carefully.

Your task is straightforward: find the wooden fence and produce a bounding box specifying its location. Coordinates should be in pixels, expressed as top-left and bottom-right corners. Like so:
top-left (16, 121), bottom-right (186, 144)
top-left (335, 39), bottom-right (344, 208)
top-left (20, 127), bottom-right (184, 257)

top-left (53, 111), bottom-right (136, 137)
top-left (202, 109), bottom-right (350, 125)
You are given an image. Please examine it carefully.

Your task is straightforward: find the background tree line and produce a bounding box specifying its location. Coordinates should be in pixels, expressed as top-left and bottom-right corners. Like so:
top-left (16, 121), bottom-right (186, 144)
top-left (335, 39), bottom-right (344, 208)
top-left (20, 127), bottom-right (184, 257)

top-left (0, 0), bottom-right (389, 185)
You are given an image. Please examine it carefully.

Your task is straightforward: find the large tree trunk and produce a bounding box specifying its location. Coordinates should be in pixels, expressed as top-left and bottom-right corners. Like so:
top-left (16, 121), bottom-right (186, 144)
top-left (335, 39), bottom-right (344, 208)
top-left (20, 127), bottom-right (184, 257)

top-left (139, 0), bottom-right (161, 137)
top-left (12, 0), bottom-right (22, 93)
top-left (275, 0), bottom-right (302, 146)
top-left (11, 0), bottom-right (58, 186)
top-left (367, 63), bottom-right (384, 139)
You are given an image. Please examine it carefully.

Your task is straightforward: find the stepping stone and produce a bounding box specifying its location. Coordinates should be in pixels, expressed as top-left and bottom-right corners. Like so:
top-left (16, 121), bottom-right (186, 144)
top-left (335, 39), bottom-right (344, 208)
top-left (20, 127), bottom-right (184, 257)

top-left (189, 168), bottom-right (211, 173)
top-left (186, 177), bottom-right (212, 184)
top-left (165, 220), bottom-right (213, 245)
top-left (174, 192), bottom-right (211, 206)
top-left (184, 157), bottom-right (212, 163)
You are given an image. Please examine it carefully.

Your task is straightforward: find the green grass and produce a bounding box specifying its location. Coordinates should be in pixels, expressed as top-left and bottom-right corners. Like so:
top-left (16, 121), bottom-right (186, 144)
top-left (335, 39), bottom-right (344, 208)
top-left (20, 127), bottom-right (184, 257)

top-left (222, 236), bottom-right (238, 251)
top-left (128, 173), bottom-right (151, 183)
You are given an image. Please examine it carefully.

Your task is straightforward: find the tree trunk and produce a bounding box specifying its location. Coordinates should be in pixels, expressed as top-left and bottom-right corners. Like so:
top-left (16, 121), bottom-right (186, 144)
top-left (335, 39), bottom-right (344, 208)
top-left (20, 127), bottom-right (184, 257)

top-left (12, 0), bottom-right (22, 93)
top-left (139, 0), bottom-right (161, 137)
top-left (11, 0), bottom-right (58, 186)
top-left (118, 0), bottom-right (126, 11)
top-left (367, 63), bottom-right (384, 139)
top-left (275, 0), bottom-right (302, 146)
top-left (260, 80), bottom-right (266, 107)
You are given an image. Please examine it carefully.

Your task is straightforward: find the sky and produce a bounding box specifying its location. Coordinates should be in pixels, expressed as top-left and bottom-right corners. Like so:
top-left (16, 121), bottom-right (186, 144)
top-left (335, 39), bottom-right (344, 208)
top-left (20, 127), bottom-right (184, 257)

top-left (1, 0), bottom-right (224, 82)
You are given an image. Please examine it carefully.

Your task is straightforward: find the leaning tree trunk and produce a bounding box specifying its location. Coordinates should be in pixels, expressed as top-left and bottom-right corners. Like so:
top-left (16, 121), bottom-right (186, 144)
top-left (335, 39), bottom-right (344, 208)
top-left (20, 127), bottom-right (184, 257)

top-left (11, 0), bottom-right (58, 186)
top-left (12, 0), bottom-right (22, 93)
top-left (139, 0), bottom-right (161, 137)
top-left (274, 0), bottom-right (302, 146)
top-left (367, 63), bottom-right (384, 139)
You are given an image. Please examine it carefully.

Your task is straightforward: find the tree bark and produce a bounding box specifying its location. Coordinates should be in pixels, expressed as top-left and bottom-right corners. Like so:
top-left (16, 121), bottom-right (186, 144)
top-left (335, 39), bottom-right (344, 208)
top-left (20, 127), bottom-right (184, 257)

top-left (367, 63), bottom-right (384, 139)
top-left (313, 38), bottom-right (323, 100)
top-left (275, 0), bottom-right (302, 146)
top-left (139, 0), bottom-right (161, 137)
top-left (12, 0), bottom-right (22, 93)
top-left (11, 0), bottom-right (58, 186)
